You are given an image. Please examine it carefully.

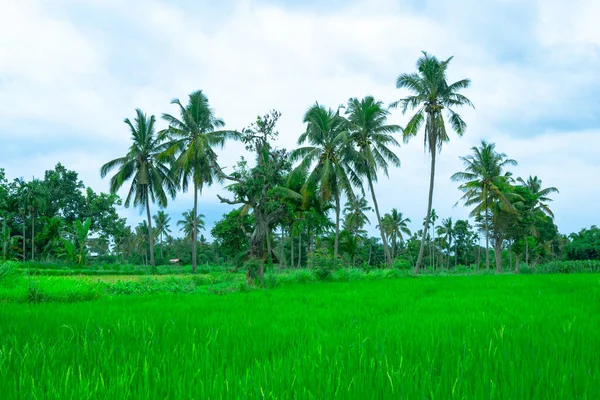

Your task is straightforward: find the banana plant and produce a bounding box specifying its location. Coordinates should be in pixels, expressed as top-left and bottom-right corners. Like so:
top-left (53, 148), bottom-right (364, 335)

top-left (61, 217), bottom-right (92, 265)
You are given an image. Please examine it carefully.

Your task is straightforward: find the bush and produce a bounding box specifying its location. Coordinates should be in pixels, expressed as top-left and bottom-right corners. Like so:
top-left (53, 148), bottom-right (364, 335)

top-left (310, 249), bottom-right (342, 281)
top-left (392, 258), bottom-right (412, 270)
top-left (534, 260), bottom-right (600, 274)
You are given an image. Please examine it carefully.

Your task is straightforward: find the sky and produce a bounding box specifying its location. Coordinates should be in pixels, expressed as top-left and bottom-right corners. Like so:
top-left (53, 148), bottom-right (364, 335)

top-left (1, 0), bottom-right (599, 238)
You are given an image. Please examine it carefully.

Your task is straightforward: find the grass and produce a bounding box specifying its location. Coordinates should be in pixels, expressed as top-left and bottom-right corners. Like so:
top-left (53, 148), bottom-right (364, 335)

top-left (0, 274), bottom-right (599, 399)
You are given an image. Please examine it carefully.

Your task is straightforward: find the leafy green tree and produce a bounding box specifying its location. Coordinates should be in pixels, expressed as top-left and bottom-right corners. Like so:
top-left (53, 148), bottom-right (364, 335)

top-left (82, 188), bottom-right (123, 240)
top-left (211, 209), bottom-right (254, 271)
top-left (452, 141), bottom-right (517, 270)
top-left (345, 96), bottom-right (401, 264)
top-left (290, 103), bottom-right (359, 259)
top-left (100, 109), bottom-right (177, 269)
top-left (217, 111), bottom-right (300, 284)
top-left (566, 226), bottom-right (600, 260)
top-left (452, 220), bottom-right (476, 266)
top-left (42, 163), bottom-right (86, 225)
top-left (178, 210), bottom-right (205, 242)
top-left (162, 90), bottom-right (237, 273)
top-left (393, 52), bottom-right (473, 273)
top-left (153, 210), bottom-right (171, 259)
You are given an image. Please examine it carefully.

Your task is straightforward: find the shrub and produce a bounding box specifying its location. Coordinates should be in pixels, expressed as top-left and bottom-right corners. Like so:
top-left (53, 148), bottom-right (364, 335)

top-left (310, 249), bottom-right (342, 281)
top-left (392, 258), bottom-right (412, 270)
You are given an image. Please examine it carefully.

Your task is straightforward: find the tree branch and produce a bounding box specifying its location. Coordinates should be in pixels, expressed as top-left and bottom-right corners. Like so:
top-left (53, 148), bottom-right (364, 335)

top-left (266, 203), bottom-right (287, 225)
top-left (216, 194), bottom-right (247, 206)
top-left (214, 164), bottom-right (241, 183)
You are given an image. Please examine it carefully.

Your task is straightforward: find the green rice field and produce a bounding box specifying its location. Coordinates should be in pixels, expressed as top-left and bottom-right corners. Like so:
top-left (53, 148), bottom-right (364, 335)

top-left (1, 274), bottom-right (599, 399)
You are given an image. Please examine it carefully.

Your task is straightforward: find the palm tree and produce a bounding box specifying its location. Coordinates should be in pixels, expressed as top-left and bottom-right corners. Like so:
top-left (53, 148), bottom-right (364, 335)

top-left (517, 176), bottom-right (558, 264)
top-left (343, 197), bottom-right (372, 236)
top-left (290, 103), bottom-right (360, 258)
top-left (162, 90), bottom-right (236, 273)
top-left (451, 141), bottom-right (517, 270)
top-left (178, 210), bottom-right (205, 242)
top-left (26, 179), bottom-right (46, 262)
top-left (100, 109), bottom-right (177, 269)
top-left (436, 217), bottom-right (454, 269)
top-left (153, 210), bottom-right (172, 259)
top-left (15, 178), bottom-right (28, 260)
top-left (393, 52), bottom-right (473, 273)
top-left (345, 96), bottom-right (402, 265)
top-left (381, 209), bottom-right (411, 261)
top-left (135, 221), bottom-right (150, 265)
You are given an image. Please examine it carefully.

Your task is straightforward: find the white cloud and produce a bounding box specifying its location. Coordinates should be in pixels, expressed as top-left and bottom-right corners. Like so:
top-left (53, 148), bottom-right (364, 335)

top-left (0, 0), bottom-right (597, 237)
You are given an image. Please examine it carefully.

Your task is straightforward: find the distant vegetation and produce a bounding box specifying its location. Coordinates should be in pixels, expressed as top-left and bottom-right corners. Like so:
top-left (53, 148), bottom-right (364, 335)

top-left (0, 52), bottom-right (597, 284)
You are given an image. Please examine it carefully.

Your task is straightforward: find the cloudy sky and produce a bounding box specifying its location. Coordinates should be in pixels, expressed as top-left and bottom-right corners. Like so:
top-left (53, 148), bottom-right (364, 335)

top-left (1, 0), bottom-right (598, 238)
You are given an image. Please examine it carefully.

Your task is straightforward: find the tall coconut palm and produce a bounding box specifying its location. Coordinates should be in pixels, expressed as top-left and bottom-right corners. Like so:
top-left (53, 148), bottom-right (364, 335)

top-left (345, 96), bottom-right (402, 264)
top-left (178, 210), bottom-right (205, 242)
top-left (451, 141), bottom-right (517, 270)
top-left (162, 90), bottom-right (236, 273)
top-left (517, 175), bottom-right (558, 264)
top-left (100, 109), bottom-right (177, 269)
top-left (153, 210), bottom-right (171, 259)
top-left (26, 179), bottom-right (47, 261)
top-left (392, 52), bottom-right (473, 273)
top-left (135, 221), bottom-right (150, 265)
top-left (436, 217), bottom-right (454, 269)
top-left (290, 103), bottom-right (361, 258)
top-left (381, 209), bottom-right (411, 261)
top-left (343, 197), bottom-right (372, 237)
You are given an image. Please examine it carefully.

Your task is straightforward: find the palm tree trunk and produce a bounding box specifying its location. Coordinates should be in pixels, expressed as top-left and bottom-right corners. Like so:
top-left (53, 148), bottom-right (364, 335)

top-left (297, 230), bottom-right (302, 268)
top-left (145, 195), bottom-right (156, 270)
top-left (334, 192), bottom-right (340, 258)
top-left (280, 226), bottom-right (285, 269)
top-left (415, 149), bottom-right (436, 273)
top-left (160, 232), bottom-right (164, 260)
top-left (509, 240), bottom-right (513, 271)
top-left (290, 226), bottom-right (294, 269)
top-left (367, 175), bottom-right (391, 265)
top-left (31, 212), bottom-right (35, 261)
top-left (266, 228), bottom-right (273, 265)
top-left (307, 226), bottom-right (312, 257)
top-left (192, 185), bottom-right (198, 274)
top-left (525, 235), bottom-right (529, 265)
top-left (22, 215), bottom-right (26, 261)
top-left (455, 241), bottom-right (458, 268)
top-left (477, 237), bottom-right (481, 270)
top-left (495, 239), bottom-right (502, 273)
top-left (3, 219), bottom-right (7, 259)
top-left (485, 204), bottom-right (490, 271)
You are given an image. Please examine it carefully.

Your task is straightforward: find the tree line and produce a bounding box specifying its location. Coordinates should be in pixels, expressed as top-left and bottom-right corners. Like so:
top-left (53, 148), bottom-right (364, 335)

top-left (0, 52), bottom-right (595, 278)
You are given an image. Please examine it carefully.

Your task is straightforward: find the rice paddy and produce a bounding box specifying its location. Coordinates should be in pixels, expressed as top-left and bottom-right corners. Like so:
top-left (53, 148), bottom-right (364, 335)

top-left (0, 273), bottom-right (599, 399)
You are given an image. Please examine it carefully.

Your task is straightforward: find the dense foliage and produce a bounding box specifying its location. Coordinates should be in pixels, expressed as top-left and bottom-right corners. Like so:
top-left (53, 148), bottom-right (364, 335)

top-left (0, 52), bottom-right (595, 279)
